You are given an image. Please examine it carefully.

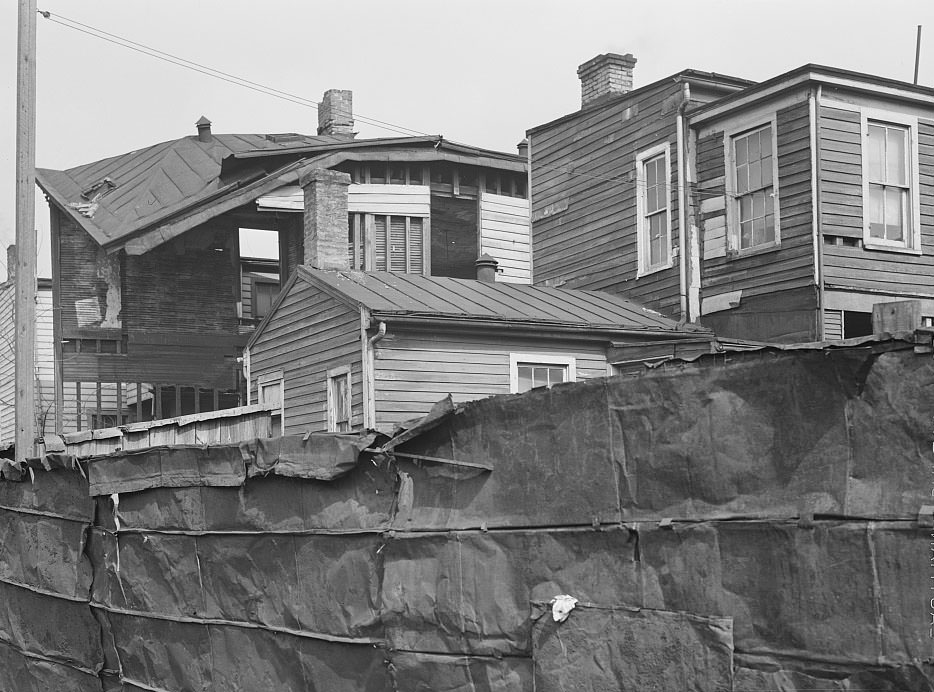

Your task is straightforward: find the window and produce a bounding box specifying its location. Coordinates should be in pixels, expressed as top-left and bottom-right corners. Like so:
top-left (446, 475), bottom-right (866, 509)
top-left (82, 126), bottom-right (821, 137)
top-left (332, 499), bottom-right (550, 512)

top-left (635, 143), bottom-right (671, 275)
top-left (327, 366), bottom-right (352, 432)
top-left (348, 213), bottom-right (428, 274)
top-left (862, 111), bottom-right (920, 252)
top-left (251, 278), bottom-right (279, 320)
top-left (509, 354), bottom-right (576, 394)
top-left (727, 122), bottom-right (779, 253)
top-left (257, 371), bottom-right (284, 434)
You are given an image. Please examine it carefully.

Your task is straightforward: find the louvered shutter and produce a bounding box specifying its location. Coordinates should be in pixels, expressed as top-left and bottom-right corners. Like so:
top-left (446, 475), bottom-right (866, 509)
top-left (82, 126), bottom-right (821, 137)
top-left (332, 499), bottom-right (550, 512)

top-left (408, 217), bottom-right (424, 273)
top-left (374, 215), bottom-right (387, 272)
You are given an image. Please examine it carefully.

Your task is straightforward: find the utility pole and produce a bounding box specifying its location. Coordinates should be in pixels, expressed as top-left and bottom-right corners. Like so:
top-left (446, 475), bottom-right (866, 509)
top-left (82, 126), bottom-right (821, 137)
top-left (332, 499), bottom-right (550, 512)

top-left (15, 0), bottom-right (38, 460)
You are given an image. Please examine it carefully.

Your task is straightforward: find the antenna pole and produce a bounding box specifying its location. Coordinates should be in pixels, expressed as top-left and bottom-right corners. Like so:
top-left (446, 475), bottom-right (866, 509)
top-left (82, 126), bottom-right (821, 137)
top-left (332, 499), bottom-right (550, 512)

top-left (914, 25), bottom-right (922, 85)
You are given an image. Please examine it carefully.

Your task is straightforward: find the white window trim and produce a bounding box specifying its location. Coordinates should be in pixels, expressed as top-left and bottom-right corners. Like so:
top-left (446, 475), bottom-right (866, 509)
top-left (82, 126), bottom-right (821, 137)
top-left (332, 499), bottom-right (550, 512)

top-left (327, 364), bottom-right (352, 433)
top-left (508, 353), bottom-right (576, 394)
top-left (635, 142), bottom-right (674, 277)
top-left (257, 370), bottom-right (284, 430)
top-left (723, 116), bottom-right (781, 256)
top-left (860, 107), bottom-right (921, 255)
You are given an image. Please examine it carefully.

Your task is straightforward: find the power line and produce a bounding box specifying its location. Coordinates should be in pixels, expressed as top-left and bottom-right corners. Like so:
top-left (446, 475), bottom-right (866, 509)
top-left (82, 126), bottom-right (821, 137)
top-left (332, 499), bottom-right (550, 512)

top-left (37, 10), bottom-right (431, 139)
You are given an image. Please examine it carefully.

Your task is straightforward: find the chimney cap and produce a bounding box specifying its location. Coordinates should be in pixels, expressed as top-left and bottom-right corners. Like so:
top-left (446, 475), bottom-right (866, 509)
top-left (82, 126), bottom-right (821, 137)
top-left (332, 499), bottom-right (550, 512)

top-left (195, 116), bottom-right (213, 142)
top-left (577, 52), bottom-right (637, 77)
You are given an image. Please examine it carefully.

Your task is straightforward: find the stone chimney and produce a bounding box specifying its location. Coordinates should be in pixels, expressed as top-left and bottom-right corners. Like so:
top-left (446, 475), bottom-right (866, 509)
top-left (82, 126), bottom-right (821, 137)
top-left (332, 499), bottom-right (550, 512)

top-left (317, 89), bottom-right (354, 138)
top-left (300, 167), bottom-right (351, 271)
top-left (195, 116), bottom-right (212, 142)
top-left (475, 254), bottom-right (499, 283)
top-left (577, 53), bottom-right (637, 108)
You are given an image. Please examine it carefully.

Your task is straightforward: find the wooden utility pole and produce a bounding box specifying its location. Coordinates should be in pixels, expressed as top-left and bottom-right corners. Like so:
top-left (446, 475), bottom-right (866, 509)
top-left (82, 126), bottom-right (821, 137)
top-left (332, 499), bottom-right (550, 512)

top-left (15, 0), bottom-right (38, 460)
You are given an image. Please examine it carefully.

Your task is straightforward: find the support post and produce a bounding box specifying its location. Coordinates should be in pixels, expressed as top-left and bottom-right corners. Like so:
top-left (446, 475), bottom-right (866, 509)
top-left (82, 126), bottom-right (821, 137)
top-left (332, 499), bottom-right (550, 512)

top-left (15, 0), bottom-right (38, 460)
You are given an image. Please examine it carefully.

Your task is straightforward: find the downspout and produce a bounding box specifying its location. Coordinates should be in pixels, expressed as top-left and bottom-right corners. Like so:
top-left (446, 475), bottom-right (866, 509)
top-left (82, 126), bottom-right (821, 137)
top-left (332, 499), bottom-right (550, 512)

top-left (676, 81), bottom-right (691, 322)
top-left (362, 316), bottom-right (386, 430)
top-left (811, 85), bottom-right (825, 339)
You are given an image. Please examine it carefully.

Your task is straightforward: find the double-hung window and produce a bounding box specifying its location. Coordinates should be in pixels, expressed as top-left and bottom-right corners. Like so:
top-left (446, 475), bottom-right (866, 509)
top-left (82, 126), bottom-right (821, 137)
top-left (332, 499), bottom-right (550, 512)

top-left (727, 122), bottom-right (779, 253)
top-left (635, 143), bottom-right (671, 275)
top-left (348, 214), bottom-right (428, 274)
top-left (862, 111), bottom-right (920, 252)
top-left (509, 354), bottom-right (576, 394)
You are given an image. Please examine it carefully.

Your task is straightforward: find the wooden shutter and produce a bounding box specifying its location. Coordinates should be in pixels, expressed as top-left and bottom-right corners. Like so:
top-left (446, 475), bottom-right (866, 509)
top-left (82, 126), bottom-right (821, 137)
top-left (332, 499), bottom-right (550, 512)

top-left (408, 217), bottom-right (424, 273)
top-left (389, 216), bottom-right (407, 272)
top-left (374, 215), bottom-right (388, 271)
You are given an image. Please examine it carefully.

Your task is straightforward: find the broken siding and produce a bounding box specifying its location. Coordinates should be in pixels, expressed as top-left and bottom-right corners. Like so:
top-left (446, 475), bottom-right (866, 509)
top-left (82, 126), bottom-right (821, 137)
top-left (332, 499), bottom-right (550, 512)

top-left (373, 328), bottom-right (606, 431)
top-left (249, 280), bottom-right (362, 434)
top-left (479, 193), bottom-right (530, 283)
top-left (531, 81), bottom-right (684, 316)
top-left (819, 102), bottom-right (934, 295)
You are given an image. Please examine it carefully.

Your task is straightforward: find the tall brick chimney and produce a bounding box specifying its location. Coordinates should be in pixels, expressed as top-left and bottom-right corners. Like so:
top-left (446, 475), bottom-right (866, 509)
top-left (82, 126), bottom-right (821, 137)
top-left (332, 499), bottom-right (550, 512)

top-left (577, 53), bottom-right (637, 108)
top-left (300, 167), bottom-right (351, 271)
top-left (317, 89), bottom-right (354, 138)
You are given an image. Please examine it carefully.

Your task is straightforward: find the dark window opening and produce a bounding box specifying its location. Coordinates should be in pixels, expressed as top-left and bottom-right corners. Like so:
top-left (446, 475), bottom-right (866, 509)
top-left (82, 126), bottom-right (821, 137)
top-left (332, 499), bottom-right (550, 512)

top-left (843, 310), bottom-right (873, 338)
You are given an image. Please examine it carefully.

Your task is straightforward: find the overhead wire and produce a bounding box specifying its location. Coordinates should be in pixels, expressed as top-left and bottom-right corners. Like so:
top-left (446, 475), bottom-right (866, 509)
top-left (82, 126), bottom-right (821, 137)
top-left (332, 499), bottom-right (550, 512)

top-left (37, 10), bottom-right (744, 198)
top-left (37, 10), bottom-right (430, 139)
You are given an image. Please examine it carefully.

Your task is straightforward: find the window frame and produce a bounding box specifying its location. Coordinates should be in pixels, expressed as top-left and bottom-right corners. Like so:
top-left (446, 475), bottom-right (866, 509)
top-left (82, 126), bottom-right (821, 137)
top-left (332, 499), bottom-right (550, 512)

top-left (724, 117), bottom-right (781, 256)
top-left (860, 108), bottom-right (921, 254)
top-left (257, 370), bottom-right (284, 433)
top-left (635, 142), bottom-right (673, 277)
top-left (508, 353), bottom-right (576, 394)
top-left (348, 212), bottom-right (430, 274)
top-left (327, 365), bottom-right (352, 433)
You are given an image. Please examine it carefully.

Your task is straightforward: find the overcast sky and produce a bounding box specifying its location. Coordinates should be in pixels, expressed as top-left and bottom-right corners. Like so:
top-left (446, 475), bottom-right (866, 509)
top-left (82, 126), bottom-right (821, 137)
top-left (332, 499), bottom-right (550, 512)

top-left (2, 0), bottom-right (933, 277)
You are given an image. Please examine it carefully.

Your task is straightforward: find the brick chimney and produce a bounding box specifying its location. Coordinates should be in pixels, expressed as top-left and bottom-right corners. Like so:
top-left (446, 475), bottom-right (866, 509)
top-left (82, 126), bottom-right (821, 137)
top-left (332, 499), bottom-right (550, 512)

top-left (317, 89), bottom-right (354, 138)
top-left (300, 167), bottom-right (351, 271)
top-left (577, 53), bottom-right (637, 108)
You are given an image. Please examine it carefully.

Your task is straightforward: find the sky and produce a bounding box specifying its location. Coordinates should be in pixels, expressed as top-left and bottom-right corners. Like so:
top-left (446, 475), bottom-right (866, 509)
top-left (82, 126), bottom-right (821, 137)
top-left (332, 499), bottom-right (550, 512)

top-left (2, 0), bottom-right (934, 277)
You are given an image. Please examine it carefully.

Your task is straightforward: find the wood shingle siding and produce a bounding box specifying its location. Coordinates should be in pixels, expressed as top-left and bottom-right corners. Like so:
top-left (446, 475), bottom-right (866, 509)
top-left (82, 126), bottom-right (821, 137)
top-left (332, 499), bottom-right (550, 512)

top-left (248, 279), bottom-right (362, 434)
top-left (530, 80), bottom-right (683, 316)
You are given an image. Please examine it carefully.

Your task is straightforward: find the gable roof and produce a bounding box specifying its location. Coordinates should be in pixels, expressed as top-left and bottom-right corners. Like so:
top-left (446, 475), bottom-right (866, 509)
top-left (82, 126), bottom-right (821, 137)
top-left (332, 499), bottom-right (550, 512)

top-left (36, 133), bottom-right (525, 255)
top-left (248, 267), bottom-right (712, 349)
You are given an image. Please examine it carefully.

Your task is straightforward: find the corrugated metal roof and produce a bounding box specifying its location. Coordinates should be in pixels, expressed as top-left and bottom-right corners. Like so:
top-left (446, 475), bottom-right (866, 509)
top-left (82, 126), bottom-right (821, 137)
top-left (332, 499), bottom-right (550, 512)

top-left (298, 268), bottom-right (709, 334)
top-left (36, 132), bottom-right (346, 247)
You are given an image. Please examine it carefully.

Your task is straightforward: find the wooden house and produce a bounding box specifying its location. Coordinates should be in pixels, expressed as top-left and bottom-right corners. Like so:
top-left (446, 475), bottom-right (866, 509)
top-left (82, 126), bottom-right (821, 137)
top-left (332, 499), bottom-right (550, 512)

top-left (244, 266), bottom-right (715, 435)
top-left (528, 55), bottom-right (934, 342)
top-left (35, 90), bottom-right (530, 433)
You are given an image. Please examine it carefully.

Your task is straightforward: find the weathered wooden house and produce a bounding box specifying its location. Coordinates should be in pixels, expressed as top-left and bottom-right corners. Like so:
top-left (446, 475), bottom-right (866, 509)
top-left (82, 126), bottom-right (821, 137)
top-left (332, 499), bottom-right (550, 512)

top-left (35, 90), bottom-right (530, 433)
top-left (244, 266), bottom-right (715, 434)
top-left (529, 55), bottom-right (934, 342)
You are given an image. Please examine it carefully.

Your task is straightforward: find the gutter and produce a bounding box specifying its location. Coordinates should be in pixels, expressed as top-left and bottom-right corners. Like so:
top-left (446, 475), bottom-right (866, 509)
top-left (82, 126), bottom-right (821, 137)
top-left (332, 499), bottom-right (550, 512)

top-left (371, 314), bottom-right (713, 340)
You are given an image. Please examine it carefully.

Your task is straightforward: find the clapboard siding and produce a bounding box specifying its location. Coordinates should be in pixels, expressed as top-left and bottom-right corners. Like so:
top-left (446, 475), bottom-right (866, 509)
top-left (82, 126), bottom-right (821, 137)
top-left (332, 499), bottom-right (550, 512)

top-left (818, 106), bottom-right (862, 237)
top-left (248, 279), bottom-right (362, 434)
top-left (479, 193), bottom-right (531, 283)
top-left (373, 330), bottom-right (607, 430)
top-left (699, 100), bottom-right (815, 308)
top-left (531, 80), bottom-right (684, 317)
top-left (821, 114), bottom-right (934, 293)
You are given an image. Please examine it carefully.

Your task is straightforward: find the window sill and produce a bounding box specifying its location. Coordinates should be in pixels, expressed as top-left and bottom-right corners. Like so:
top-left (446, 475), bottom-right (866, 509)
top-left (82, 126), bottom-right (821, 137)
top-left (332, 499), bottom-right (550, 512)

top-left (862, 241), bottom-right (922, 256)
top-left (726, 242), bottom-right (782, 260)
top-left (636, 259), bottom-right (675, 279)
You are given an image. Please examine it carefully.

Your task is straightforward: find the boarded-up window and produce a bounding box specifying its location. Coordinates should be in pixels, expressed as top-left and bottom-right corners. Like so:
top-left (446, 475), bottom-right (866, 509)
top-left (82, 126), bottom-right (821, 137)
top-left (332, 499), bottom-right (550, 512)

top-left (252, 279), bottom-right (278, 319)
top-left (349, 213), bottom-right (427, 273)
top-left (327, 365), bottom-right (352, 432)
